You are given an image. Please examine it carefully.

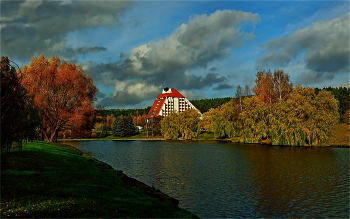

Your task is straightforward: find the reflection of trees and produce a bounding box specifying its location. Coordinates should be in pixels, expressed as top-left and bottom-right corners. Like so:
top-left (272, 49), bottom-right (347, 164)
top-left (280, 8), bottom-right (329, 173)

top-left (244, 146), bottom-right (348, 217)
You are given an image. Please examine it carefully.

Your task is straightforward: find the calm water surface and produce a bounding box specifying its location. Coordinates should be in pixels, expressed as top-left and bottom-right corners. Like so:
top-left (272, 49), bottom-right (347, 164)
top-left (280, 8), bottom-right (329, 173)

top-left (60, 140), bottom-right (349, 218)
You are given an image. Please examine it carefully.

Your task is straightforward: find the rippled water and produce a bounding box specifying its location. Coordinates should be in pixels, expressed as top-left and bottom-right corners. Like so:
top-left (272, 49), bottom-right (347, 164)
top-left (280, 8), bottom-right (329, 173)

top-left (61, 140), bottom-right (349, 218)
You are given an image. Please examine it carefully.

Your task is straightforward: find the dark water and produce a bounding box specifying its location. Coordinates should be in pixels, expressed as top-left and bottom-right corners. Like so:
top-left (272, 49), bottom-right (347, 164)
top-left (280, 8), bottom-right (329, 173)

top-left (60, 140), bottom-right (349, 218)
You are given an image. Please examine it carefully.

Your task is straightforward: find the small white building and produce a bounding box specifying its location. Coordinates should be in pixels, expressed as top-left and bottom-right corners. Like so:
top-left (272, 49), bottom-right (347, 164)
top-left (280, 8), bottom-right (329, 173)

top-left (147, 87), bottom-right (201, 119)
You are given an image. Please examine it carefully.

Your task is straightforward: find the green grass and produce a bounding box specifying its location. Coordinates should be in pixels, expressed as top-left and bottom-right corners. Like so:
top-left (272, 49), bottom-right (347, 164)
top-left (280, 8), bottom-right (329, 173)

top-left (1, 141), bottom-right (198, 218)
top-left (197, 132), bottom-right (215, 140)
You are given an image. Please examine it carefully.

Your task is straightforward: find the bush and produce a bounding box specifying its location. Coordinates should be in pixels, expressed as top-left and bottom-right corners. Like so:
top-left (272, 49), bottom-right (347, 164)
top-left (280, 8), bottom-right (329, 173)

top-left (84, 131), bottom-right (91, 138)
top-left (58, 131), bottom-right (64, 139)
top-left (71, 131), bottom-right (77, 139)
top-left (63, 130), bottom-right (71, 139)
top-left (98, 132), bottom-right (106, 138)
top-left (91, 133), bottom-right (98, 138)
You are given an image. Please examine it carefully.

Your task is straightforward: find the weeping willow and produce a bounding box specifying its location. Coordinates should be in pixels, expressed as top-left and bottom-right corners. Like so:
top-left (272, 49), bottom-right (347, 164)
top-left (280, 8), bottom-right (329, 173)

top-left (270, 86), bottom-right (339, 146)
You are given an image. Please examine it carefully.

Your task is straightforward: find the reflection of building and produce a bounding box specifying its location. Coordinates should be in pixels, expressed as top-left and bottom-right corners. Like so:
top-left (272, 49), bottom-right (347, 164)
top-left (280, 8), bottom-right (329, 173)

top-left (147, 87), bottom-right (201, 119)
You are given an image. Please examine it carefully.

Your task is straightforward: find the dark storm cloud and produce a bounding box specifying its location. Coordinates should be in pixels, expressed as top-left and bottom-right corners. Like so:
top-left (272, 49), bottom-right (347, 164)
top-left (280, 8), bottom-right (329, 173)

top-left (1, 0), bottom-right (133, 60)
top-left (210, 67), bottom-right (218, 72)
top-left (213, 83), bottom-right (233, 90)
top-left (256, 13), bottom-right (349, 84)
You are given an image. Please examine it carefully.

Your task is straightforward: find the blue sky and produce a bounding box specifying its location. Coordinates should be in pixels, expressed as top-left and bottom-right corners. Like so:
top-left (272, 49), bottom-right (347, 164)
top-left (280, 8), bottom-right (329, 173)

top-left (2, 0), bottom-right (349, 109)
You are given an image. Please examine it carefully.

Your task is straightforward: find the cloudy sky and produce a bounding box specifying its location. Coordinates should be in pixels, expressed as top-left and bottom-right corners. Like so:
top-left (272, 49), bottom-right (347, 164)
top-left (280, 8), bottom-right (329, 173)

top-left (2, 0), bottom-right (349, 109)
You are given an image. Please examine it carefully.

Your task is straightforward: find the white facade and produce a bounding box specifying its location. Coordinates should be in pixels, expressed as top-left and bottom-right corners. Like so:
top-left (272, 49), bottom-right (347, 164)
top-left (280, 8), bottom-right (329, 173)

top-left (147, 87), bottom-right (201, 118)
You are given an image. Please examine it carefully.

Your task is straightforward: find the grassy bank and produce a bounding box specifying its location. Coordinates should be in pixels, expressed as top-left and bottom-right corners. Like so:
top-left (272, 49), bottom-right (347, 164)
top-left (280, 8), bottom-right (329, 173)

top-left (321, 123), bottom-right (350, 146)
top-left (1, 141), bottom-right (198, 218)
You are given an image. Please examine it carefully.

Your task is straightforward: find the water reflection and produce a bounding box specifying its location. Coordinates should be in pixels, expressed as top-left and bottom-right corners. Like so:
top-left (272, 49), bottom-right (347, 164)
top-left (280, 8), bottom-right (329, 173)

top-left (60, 140), bottom-right (349, 218)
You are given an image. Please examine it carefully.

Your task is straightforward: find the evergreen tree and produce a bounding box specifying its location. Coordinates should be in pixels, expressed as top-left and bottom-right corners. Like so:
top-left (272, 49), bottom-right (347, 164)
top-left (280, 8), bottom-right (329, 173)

top-left (112, 116), bottom-right (137, 137)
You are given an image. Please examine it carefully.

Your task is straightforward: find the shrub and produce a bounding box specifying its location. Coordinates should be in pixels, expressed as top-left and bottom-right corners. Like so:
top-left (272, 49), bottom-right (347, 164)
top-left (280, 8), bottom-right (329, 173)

top-left (84, 131), bottom-right (91, 138)
top-left (98, 132), bottom-right (106, 138)
top-left (58, 131), bottom-right (64, 139)
top-left (71, 131), bottom-right (77, 139)
top-left (91, 133), bottom-right (98, 138)
top-left (63, 130), bottom-right (71, 139)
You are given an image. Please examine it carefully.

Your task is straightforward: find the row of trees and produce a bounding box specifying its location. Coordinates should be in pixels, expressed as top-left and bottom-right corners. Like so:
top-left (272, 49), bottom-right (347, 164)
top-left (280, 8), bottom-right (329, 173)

top-left (1, 55), bottom-right (97, 149)
top-left (161, 70), bottom-right (340, 146)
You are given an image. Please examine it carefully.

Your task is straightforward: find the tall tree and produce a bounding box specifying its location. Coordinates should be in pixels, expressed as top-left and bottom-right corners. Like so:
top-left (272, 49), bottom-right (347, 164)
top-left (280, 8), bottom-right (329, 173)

top-left (1, 56), bottom-right (41, 152)
top-left (236, 85), bottom-right (243, 113)
top-left (252, 70), bottom-right (274, 111)
top-left (20, 55), bottom-right (97, 142)
top-left (112, 116), bottom-right (137, 137)
top-left (252, 69), bottom-right (293, 111)
top-left (244, 84), bottom-right (251, 97)
top-left (272, 69), bottom-right (293, 100)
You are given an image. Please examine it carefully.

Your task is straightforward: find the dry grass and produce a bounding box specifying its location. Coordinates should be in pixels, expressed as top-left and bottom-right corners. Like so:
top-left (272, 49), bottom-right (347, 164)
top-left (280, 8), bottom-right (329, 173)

top-left (321, 123), bottom-right (350, 146)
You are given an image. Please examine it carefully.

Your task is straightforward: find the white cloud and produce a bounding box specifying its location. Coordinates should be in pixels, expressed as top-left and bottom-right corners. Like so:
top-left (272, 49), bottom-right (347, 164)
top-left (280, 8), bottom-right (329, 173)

top-left (180, 90), bottom-right (207, 100)
top-left (88, 9), bottom-right (260, 107)
top-left (256, 12), bottom-right (349, 85)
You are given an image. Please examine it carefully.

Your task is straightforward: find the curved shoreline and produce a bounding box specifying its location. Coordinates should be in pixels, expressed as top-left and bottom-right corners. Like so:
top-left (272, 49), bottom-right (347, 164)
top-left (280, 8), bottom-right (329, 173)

top-left (58, 138), bottom-right (349, 148)
top-left (65, 143), bottom-right (181, 206)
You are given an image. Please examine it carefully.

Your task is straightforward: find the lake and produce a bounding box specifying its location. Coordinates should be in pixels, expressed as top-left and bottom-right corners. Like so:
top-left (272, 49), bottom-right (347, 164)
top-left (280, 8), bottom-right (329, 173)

top-left (59, 140), bottom-right (349, 218)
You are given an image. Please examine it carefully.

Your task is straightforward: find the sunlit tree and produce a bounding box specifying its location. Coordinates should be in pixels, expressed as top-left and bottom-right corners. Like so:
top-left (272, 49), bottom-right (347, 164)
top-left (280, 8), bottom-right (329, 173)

top-left (20, 55), bottom-right (97, 142)
top-left (270, 86), bottom-right (338, 146)
top-left (161, 111), bottom-right (180, 140)
top-left (239, 96), bottom-right (270, 143)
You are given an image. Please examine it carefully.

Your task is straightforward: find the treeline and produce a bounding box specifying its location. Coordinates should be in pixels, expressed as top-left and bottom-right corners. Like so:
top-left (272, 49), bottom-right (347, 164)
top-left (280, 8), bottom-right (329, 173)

top-left (97, 107), bottom-right (151, 118)
top-left (314, 87), bottom-right (349, 123)
top-left (190, 97), bottom-right (234, 113)
top-left (161, 69), bottom-right (342, 146)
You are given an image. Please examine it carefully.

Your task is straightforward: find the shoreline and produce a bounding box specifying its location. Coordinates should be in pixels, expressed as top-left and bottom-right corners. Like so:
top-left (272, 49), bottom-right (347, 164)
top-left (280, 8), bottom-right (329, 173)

top-left (1, 141), bottom-right (198, 218)
top-left (67, 144), bottom-right (181, 206)
top-left (58, 138), bottom-right (349, 148)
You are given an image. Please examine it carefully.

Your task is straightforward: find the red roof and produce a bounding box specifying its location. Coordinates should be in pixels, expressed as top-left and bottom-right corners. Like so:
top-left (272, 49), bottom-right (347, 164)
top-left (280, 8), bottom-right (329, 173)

top-left (156, 88), bottom-right (184, 99)
top-left (147, 88), bottom-right (185, 119)
top-left (147, 98), bottom-right (165, 119)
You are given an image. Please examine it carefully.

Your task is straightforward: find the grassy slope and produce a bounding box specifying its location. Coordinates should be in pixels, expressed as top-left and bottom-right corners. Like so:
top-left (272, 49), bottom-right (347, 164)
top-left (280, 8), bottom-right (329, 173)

top-left (1, 142), bottom-right (198, 218)
top-left (321, 123), bottom-right (350, 146)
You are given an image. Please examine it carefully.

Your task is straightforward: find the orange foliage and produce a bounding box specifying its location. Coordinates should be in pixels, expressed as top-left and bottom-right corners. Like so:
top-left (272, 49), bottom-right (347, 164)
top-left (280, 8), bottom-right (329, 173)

top-left (106, 115), bottom-right (116, 128)
top-left (252, 69), bottom-right (293, 111)
top-left (132, 115), bottom-right (146, 126)
top-left (20, 55), bottom-right (97, 142)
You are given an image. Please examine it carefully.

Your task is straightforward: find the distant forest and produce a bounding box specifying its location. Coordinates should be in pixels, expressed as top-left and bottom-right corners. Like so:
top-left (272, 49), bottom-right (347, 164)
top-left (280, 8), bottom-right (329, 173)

top-left (97, 97), bottom-right (235, 118)
top-left (98, 86), bottom-right (349, 122)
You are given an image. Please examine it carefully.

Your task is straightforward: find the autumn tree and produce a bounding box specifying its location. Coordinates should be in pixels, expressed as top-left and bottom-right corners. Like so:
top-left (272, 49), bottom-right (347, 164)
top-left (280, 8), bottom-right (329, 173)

top-left (236, 85), bottom-right (243, 113)
top-left (201, 107), bottom-right (221, 132)
top-left (1, 56), bottom-right (41, 152)
top-left (106, 114), bottom-right (116, 128)
top-left (238, 96), bottom-right (270, 143)
top-left (161, 111), bottom-right (180, 140)
top-left (270, 86), bottom-right (338, 146)
top-left (201, 99), bottom-right (239, 139)
top-left (244, 84), bottom-right (251, 97)
top-left (20, 55), bottom-right (97, 142)
top-left (252, 69), bottom-right (293, 111)
top-left (179, 109), bottom-right (202, 139)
